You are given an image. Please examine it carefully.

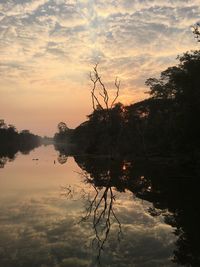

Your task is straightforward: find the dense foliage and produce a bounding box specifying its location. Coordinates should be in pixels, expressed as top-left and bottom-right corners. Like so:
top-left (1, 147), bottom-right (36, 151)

top-left (4, 50), bottom-right (200, 158)
top-left (67, 50), bottom-right (200, 159)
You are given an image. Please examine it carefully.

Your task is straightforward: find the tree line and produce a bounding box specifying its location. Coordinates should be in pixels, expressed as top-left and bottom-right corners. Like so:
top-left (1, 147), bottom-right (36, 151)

top-left (0, 119), bottom-right (41, 160)
top-left (54, 49), bottom-right (200, 161)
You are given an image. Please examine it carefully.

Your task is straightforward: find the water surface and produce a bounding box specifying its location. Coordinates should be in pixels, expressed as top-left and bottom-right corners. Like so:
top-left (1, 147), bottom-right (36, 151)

top-left (1, 145), bottom-right (195, 267)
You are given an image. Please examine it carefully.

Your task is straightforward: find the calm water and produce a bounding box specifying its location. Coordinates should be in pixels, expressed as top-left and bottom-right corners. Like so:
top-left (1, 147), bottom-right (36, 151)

top-left (0, 145), bottom-right (197, 267)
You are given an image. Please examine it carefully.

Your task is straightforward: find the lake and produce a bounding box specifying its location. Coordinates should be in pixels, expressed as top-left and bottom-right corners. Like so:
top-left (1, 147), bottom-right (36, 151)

top-left (0, 145), bottom-right (198, 267)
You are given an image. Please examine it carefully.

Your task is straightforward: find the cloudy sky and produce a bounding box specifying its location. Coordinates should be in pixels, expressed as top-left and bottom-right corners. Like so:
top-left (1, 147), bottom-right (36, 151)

top-left (0, 0), bottom-right (199, 135)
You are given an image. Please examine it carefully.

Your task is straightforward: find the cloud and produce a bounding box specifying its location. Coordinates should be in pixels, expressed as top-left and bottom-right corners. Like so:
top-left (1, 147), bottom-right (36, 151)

top-left (0, 0), bottom-right (50, 17)
top-left (0, 188), bottom-right (176, 267)
top-left (0, 0), bottom-right (199, 133)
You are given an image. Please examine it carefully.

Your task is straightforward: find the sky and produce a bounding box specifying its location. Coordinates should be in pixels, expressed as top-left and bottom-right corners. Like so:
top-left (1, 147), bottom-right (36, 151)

top-left (0, 0), bottom-right (200, 136)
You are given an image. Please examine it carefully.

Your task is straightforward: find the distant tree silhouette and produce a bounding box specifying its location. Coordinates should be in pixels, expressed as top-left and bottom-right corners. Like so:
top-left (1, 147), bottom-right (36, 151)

top-left (0, 119), bottom-right (41, 166)
top-left (54, 122), bottom-right (73, 144)
top-left (57, 122), bottom-right (69, 133)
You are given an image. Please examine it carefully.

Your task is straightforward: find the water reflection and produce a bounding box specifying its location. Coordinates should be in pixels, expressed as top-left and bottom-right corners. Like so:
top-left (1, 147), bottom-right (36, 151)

top-left (58, 154), bottom-right (68, 165)
top-left (0, 145), bottom-right (199, 266)
top-left (63, 180), bottom-right (123, 262)
top-left (72, 155), bottom-right (200, 266)
top-left (0, 142), bottom-right (40, 169)
top-left (0, 153), bottom-right (16, 168)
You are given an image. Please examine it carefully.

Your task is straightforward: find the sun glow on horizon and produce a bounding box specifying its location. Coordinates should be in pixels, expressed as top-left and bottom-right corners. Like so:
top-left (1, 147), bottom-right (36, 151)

top-left (0, 0), bottom-right (199, 135)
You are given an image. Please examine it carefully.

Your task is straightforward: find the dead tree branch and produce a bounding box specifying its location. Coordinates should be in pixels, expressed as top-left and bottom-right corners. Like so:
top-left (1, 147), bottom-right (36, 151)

top-left (111, 77), bottom-right (120, 108)
top-left (90, 64), bottom-right (121, 111)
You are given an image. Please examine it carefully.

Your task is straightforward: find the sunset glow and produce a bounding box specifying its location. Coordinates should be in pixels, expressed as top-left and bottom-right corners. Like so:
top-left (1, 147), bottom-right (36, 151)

top-left (0, 0), bottom-right (199, 135)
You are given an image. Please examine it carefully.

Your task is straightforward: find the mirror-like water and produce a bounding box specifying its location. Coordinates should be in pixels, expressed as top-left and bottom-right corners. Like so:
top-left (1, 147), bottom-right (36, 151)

top-left (0, 145), bottom-right (198, 267)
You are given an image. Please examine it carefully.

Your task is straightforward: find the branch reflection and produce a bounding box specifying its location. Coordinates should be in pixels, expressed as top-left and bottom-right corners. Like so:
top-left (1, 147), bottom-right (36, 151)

top-left (62, 176), bottom-right (122, 263)
top-left (57, 150), bottom-right (200, 267)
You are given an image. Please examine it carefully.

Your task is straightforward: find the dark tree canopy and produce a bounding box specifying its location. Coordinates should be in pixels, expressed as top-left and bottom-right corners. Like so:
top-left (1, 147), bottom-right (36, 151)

top-left (146, 50), bottom-right (200, 101)
top-left (0, 120), bottom-right (41, 164)
top-left (67, 50), bottom-right (200, 158)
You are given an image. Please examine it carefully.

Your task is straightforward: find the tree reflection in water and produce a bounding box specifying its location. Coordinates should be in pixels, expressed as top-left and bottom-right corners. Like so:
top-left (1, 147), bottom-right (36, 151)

top-left (80, 179), bottom-right (122, 262)
top-left (62, 174), bottom-right (122, 263)
top-left (0, 143), bottom-right (39, 168)
top-left (58, 154), bottom-right (68, 164)
top-left (57, 150), bottom-right (200, 267)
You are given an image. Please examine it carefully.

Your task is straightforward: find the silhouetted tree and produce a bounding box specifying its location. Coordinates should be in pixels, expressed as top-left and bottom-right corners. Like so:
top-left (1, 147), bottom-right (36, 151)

top-left (0, 119), bottom-right (41, 166)
top-left (145, 50), bottom-right (200, 152)
top-left (57, 122), bottom-right (68, 133)
top-left (54, 122), bottom-right (73, 144)
top-left (90, 64), bottom-right (120, 111)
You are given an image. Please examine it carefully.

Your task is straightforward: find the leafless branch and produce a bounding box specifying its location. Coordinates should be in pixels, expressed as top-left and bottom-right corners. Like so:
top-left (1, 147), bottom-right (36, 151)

top-left (90, 69), bottom-right (104, 111)
top-left (111, 77), bottom-right (121, 108)
top-left (92, 64), bottom-right (109, 110)
top-left (90, 64), bottom-right (120, 111)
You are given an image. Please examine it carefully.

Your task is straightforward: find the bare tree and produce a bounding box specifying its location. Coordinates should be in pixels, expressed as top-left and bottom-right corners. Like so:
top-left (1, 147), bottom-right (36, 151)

top-left (90, 64), bottom-right (120, 111)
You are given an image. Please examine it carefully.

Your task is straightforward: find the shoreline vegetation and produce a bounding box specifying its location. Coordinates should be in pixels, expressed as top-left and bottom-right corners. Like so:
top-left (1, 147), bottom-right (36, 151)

top-left (0, 120), bottom-right (42, 167)
top-left (1, 24), bottom-right (200, 164)
top-left (0, 23), bottom-right (200, 267)
top-left (54, 50), bottom-right (200, 164)
top-left (1, 49), bottom-right (200, 166)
